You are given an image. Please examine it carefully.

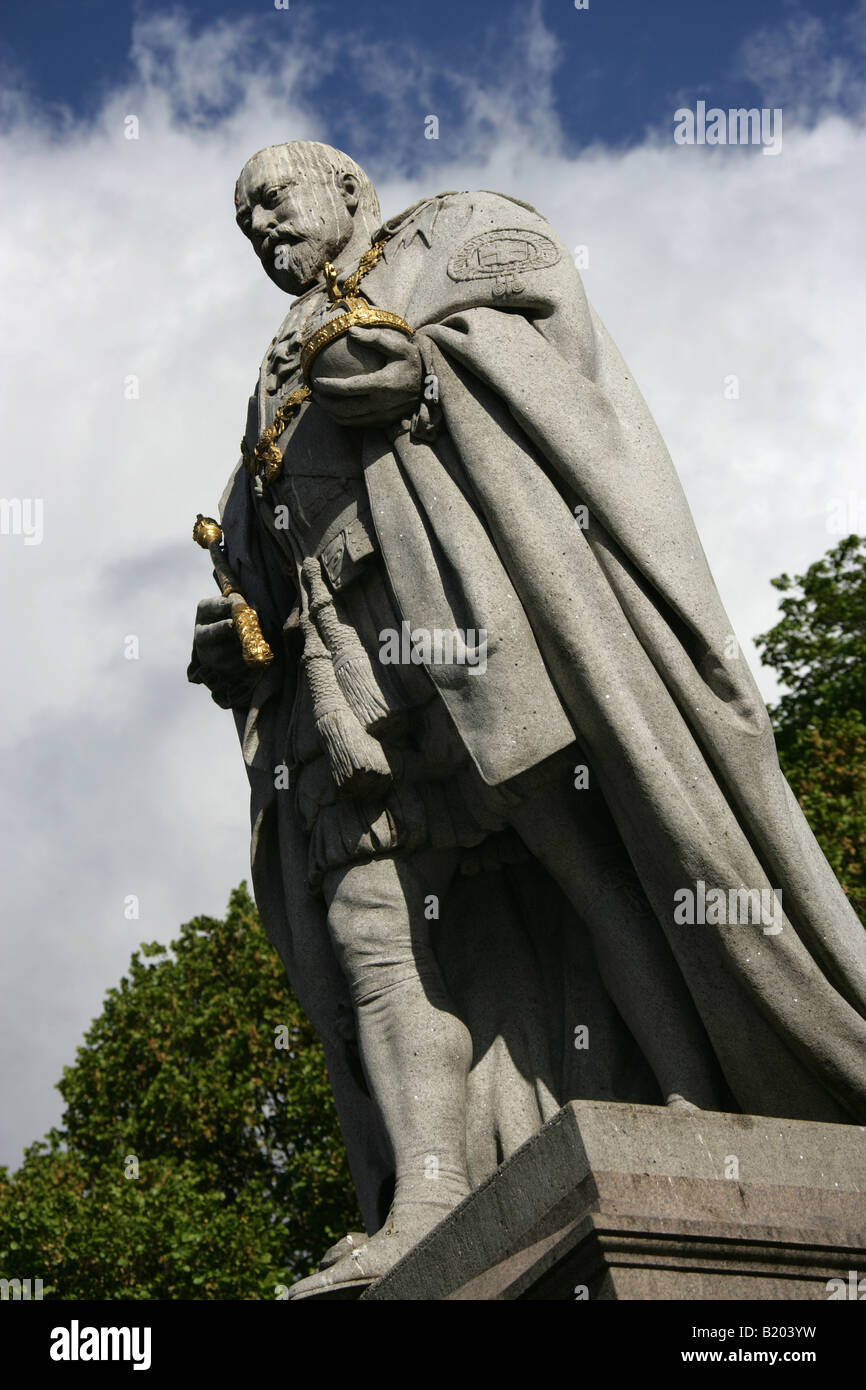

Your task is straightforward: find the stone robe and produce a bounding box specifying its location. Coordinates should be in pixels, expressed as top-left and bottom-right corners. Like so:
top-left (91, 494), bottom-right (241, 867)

top-left (210, 189), bottom-right (866, 1233)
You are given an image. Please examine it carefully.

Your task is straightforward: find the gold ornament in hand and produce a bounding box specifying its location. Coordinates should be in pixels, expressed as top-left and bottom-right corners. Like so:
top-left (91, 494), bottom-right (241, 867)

top-left (192, 514), bottom-right (274, 666)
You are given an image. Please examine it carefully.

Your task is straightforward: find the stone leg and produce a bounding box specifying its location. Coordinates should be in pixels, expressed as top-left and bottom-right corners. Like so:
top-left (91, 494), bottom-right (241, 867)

top-left (287, 845), bottom-right (469, 1297)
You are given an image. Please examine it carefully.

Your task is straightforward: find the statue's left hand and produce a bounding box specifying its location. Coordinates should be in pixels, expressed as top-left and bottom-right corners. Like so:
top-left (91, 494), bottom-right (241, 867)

top-left (310, 326), bottom-right (424, 427)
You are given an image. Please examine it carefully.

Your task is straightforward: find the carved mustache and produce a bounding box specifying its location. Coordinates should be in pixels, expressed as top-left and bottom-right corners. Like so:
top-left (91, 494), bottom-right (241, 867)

top-left (260, 225), bottom-right (304, 257)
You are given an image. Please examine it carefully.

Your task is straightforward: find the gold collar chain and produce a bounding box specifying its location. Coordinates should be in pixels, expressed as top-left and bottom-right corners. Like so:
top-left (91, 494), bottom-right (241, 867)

top-left (241, 233), bottom-right (400, 485)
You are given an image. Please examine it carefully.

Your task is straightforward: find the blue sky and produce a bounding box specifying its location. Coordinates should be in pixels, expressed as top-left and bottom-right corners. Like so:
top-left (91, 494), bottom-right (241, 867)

top-left (4, 0), bottom-right (865, 162)
top-left (2, 0), bottom-right (866, 1166)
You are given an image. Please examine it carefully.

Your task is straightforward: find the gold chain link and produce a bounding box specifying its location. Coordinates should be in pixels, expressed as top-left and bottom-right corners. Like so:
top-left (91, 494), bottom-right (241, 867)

top-left (241, 234), bottom-right (394, 484)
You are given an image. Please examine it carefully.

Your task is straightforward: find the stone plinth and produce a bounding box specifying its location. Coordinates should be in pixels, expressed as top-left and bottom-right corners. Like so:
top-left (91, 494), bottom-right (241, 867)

top-left (362, 1102), bottom-right (866, 1300)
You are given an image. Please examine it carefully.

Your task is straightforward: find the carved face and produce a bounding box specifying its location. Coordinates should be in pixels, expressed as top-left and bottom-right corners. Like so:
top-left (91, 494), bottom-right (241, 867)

top-left (235, 150), bottom-right (357, 296)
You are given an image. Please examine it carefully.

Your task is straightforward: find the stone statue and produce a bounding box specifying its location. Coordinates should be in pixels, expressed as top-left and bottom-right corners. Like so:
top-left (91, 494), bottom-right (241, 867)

top-left (188, 141), bottom-right (866, 1298)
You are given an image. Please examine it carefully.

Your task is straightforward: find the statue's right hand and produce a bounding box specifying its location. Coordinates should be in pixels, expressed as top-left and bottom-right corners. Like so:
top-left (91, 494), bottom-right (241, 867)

top-left (188, 595), bottom-right (263, 709)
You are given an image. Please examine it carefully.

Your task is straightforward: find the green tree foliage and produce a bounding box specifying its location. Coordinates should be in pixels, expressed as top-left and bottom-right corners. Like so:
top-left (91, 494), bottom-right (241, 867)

top-left (755, 534), bottom-right (866, 919)
top-left (773, 713), bottom-right (866, 918)
top-left (0, 885), bottom-right (360, 1299)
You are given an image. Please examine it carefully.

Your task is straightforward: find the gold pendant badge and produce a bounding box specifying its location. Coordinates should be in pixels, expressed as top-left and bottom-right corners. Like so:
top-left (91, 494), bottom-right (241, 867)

top-left (299, 249), bottom-right (414, 383)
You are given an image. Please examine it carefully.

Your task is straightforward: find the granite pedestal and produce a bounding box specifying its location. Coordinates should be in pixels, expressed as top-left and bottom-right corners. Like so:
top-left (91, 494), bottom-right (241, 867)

top-left (361, 1102), bottom-right (866, 1300)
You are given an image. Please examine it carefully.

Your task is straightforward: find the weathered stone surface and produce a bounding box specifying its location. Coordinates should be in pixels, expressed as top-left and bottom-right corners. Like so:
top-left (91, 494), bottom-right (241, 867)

top-left (363, 1102), bottom-right (866, 1300)
top-left (189, 141), bottom-right (866, 1298)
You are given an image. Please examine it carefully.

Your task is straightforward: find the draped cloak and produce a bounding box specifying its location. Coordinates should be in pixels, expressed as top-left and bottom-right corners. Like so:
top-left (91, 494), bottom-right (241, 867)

top-left (213, 189), bottom-right (866, 1233)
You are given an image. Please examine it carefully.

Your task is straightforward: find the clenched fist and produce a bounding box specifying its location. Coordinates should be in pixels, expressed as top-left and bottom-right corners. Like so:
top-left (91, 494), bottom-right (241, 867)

top-left (187, 595), bottom-right (266, 710)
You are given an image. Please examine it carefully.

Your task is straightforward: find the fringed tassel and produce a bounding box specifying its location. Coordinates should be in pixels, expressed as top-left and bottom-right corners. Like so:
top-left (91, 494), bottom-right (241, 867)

top-left (302, 557), bottom-right (394, 732)
top-left (300, 612), bottom-right (391, 796)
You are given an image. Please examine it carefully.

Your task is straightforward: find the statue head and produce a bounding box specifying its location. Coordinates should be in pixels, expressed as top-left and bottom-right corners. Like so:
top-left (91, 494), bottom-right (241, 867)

top-left (234, 141), bottom-right (381, 296)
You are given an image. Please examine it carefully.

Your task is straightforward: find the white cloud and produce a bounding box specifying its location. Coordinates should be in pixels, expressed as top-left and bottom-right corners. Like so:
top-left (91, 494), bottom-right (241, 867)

top-left (2, 5), bottom-right (865, 1165)
top-left (740, 3), bottom-right (866, 121)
